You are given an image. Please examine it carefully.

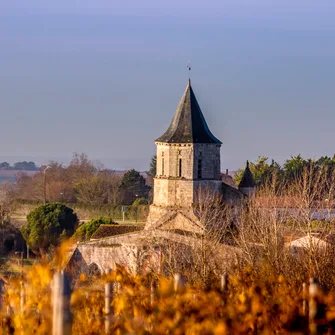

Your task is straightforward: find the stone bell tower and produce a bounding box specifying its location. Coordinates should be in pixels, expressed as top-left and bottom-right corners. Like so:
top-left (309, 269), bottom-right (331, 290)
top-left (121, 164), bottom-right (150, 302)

top-left (146, 80), bottom-right (223, 232)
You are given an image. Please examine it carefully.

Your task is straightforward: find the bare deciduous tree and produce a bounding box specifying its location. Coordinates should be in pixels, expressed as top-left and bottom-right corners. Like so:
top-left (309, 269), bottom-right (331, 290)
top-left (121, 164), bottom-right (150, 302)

top-left (0, 182), bottom-right (17, 223)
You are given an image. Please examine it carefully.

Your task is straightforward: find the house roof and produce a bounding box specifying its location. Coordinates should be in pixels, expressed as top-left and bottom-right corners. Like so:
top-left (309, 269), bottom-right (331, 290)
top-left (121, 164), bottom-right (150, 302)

top-left (222, 182), bottom-right (244, 202)
top-left (239, 161), bottom-right (255, 188)
top-left (155, 80), bottom-right (222, 144)
top-left (90, 224), bottom-right (144, 240)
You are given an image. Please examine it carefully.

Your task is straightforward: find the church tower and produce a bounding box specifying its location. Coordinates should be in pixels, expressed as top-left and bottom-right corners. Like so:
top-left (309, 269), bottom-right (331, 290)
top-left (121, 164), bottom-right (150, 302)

top-left (146, 80), bottom-right (223, 231)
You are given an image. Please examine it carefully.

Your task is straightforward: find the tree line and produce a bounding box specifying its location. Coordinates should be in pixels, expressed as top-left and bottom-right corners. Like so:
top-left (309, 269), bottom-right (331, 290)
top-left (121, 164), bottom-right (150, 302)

top-left (11, 153), bottom-right (151, 206)
top-left (234, 154), bottom-right (335, 197)
top-left (0, 161), bottom-right (39, 171)
top-left (7, 153), bottom-right (335, 207)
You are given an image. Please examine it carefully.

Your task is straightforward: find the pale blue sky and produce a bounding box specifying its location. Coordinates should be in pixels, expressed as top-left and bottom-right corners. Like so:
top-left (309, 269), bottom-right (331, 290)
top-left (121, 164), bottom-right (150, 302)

top-left (1, 1), bottom-right (335, 171)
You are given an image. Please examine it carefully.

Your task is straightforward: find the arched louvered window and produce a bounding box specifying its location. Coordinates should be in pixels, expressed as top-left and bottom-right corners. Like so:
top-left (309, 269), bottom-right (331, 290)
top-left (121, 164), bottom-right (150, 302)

top-left (198, 159), bottom-right (203, 179)
top-left (178, 158), bottom-right (182, 177)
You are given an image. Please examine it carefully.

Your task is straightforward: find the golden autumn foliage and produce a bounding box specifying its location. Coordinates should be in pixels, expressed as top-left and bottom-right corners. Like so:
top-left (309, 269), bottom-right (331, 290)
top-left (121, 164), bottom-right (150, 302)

top-left (1, 260), bottom-right (335, 335)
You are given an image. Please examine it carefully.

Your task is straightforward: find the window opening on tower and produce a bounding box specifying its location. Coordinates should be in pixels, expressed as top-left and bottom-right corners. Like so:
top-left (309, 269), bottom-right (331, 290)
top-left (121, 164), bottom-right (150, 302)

top-left (178, 158), bottom-right (182, 177)
top-left (198, 159), bottom-right (203, 179)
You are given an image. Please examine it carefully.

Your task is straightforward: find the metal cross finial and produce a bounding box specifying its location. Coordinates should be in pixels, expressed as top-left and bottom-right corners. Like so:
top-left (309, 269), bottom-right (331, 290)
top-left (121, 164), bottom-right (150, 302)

top-left (187, 61), bottom-right (191, 80)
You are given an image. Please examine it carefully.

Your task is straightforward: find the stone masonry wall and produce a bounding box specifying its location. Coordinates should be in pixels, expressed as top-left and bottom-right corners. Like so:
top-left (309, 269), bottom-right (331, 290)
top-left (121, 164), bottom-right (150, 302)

top-left (153, 143), bottom-right (222, 207)
top-left (69, 230), bottom-right (241, 277)
top-left (238, 186), bottom-right (256, 198)
top-left (153, 179), bottom-right (194, 206)
top-left (156, 143), bottom-right (193, 179)
top-left (75, 243), bottom-right (140, 274)
top-left (193, 144), bottom-right (221, 180)
top-left (156, 143), bottom-right (221, 180)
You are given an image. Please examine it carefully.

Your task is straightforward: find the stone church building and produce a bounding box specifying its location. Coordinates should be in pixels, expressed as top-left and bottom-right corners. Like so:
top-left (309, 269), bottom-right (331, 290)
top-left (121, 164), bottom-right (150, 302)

top-left (146, 79), bottom-right (253, 233)
top-left (68, 79), bottom-right (255, 275)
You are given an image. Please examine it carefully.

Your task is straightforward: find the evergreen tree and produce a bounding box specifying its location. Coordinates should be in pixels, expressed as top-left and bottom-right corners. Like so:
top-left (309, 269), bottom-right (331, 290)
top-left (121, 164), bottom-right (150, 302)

top-left (119, 169), bottom-right (151, 204)
top-left (148, 155), bottom-right (157, 177)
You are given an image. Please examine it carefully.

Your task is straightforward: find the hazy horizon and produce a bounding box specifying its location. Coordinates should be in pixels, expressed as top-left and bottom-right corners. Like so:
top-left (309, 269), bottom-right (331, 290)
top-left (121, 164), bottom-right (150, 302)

top-left (1, 1), bottom-right (335, 171)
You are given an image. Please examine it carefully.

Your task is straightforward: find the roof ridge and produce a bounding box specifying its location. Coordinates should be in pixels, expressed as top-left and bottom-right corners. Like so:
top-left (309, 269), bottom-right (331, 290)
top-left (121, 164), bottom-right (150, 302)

top-left (160, 83), bottom-right (191, 144)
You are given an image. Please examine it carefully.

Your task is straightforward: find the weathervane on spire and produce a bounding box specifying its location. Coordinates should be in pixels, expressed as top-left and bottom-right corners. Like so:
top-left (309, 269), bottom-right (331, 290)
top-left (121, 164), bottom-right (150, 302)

top-left (187, 61), bottom-right (191, 81)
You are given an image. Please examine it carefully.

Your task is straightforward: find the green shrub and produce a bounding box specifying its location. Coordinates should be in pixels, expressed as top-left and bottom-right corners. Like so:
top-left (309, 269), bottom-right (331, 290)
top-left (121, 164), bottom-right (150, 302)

top-left (132, 197), bottom-right (149, 206)
top-left (73, 217), bottom-right (118, 241)
top-left (21, 203), bottom-right (78, 254)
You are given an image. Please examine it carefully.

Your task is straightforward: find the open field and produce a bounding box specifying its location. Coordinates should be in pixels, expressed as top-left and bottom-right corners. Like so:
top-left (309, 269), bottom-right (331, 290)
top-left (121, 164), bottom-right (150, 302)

top-left (10, 202), bottom-right (149, 227)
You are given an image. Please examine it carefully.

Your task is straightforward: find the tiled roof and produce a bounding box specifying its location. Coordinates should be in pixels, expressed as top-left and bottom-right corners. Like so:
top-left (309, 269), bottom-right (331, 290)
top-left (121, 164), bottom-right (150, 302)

top-left (156, 80), bottom-right (221, 144)
top-left (222, 182), bottom-right (244, 201)
top-left (90, 224), bottom-right (144, 240)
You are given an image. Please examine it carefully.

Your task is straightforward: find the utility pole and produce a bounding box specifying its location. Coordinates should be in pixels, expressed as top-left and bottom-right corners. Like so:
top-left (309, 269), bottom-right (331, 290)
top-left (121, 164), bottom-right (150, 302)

top-left (43, 166), bottom-right (51, 204)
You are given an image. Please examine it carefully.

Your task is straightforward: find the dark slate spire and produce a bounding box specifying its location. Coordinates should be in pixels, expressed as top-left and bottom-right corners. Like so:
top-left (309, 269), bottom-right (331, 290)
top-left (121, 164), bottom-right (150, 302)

top-left (239, 161), bottom-right (256, 188)
top-left (156, 80), bottom-right (222, 144)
